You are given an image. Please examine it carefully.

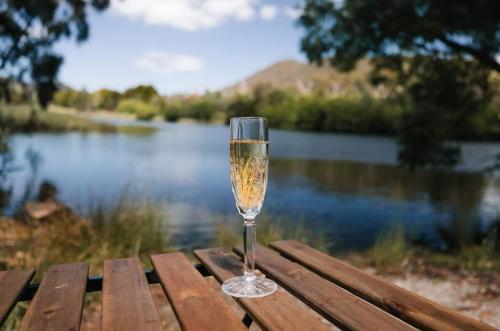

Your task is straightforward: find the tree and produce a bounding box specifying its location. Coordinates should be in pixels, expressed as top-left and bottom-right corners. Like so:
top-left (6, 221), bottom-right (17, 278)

top-left (298, 0), bottom-right (499, 168)
top-left (123, 85), bottom-right (159, 103)
top-left (396, 57), bottom-right (491, 168)
top-left (0, 0), bottom-right (110, 108)
top-left (300, 0), bottom-right (499, 72)
top-left (92, 88), bottom-right (121, 110)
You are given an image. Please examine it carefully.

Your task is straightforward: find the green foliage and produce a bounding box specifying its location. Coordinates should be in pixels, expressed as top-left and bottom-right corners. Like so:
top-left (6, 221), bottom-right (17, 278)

top-left (0, 80), bottom-right (31, 104)
top-left (54, 88), bottom-right (121, 112)
top-left (1, 198), bottom-right (169, 276)
top-left (298, 0), bottom-right (500, 168)
top-left (123, 85), bottom-right (159, 103)
top-left (423, 243), bottom-right (500, 273)
top-left (367, 223), bottom-right (409, 272)
top-left (0, 0), bottom-right (110, 107)
top-left (226, 89), bottom-right (403, 134)
top-left (52, 89), bottom-right (92, 111)
top-left (163, 102), bottom-right (181, 122)
top-left (299, 0), bottom-right (500, 72)
top-left (225, 95), bottom-right (259, 121)
top-left (92, 89), bottom-right (121, 110)
top-left (396, 57), bottom-right (492, 168)
top-left (52, 89), bottom-right (72, 107)
top-left (215, 221), bottom-right (240, 249)
top-left (222, 85), bottom-right (498, 140)
top-left (0, 104), bottom-right (157, 134)
top-left (354, 219), bottom-right (500, 274)
top-left (0, 105), bottom-right (110, 132)
top-left (186, 100), bottom-right (218, 121)
top-left (84, 198), bottom-right (170, 269)
top-left (45, 81), bottom-right (500, 143)
top-left (31, 55), bottom-right (63, 108)
top-left (162, 97), bottom-right (224, 122)
top-left (116, 98), bottom-right (158, 121)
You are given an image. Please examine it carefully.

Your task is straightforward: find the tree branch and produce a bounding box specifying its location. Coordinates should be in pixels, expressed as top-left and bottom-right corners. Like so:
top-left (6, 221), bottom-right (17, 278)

top-left (0, 17), bottom-right (34, 70)
top-left (438, 36), bottom-right (500, 72)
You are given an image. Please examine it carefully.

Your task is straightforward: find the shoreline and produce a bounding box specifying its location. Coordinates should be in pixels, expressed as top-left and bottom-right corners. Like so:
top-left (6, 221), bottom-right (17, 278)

top-left (47, 106), bottom-right (500, 144)
top-left (49, 106), bottom-right (226, 125)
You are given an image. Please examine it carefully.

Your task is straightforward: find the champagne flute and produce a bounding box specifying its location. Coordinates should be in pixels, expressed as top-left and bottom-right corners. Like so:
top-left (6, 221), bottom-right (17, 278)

top-left (222, 117), bottom-right (277, 298)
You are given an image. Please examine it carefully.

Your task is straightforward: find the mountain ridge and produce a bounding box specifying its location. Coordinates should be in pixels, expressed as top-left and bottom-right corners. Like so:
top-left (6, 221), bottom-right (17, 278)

top-left (219, 58), bottom-right (373, 96)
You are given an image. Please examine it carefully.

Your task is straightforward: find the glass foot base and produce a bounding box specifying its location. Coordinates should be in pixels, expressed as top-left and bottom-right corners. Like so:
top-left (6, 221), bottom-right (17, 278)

top-left (222, 275), bottom-right (277, 298)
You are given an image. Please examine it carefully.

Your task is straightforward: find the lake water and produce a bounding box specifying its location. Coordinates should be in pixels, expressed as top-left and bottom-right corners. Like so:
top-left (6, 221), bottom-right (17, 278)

top-left (6, 121), bottom-right (500, 252)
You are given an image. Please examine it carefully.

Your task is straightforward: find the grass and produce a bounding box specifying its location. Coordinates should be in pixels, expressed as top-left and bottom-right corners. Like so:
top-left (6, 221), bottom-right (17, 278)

top-left (0, 104), bottom-right (157, 135)
top-left (365, 223), bottom-right (410, 272)
top-left (216, 216), bottom-right (500, 276)
top-left (116, 98), bottom-right (159, 121)
top-left (215, 214), bottom-right (328, 252)
top-left (419, 244), bottom-right (500, 272)
top-left (1, 199), bottom-right (170, 277)
top-left (0, 197), bottom-right (171, 331)
top-left (347, 221), bottom-right (500, 275)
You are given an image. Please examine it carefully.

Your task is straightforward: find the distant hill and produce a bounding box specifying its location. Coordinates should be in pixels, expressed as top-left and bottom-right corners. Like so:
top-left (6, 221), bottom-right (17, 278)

top-left (220, 59), bottom-right (376, 97)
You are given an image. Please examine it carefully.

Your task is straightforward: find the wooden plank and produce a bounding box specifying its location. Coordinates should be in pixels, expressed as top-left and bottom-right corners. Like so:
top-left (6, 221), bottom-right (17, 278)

top-left (234, 245), bottom-right (416, 331)
top-left (0, 269), bottom-right (35, 326)
top-left (271, 240), bottom-right (496, 331)
top-left (102, 257), bottom-right (162, 331)
top-left (204, 276), bottom-right (263, 331)
top-left (19, 263), bottom-right (88, 331)
top-left (195, 248), bottom-right (338, 331)
top-left (151, 252), bottom-right (246, 331)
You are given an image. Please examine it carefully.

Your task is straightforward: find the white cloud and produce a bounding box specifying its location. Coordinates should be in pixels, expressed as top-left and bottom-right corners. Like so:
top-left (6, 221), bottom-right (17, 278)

top-left (111, 0), bottom-right (257, 31)
top-left (283, 6), bottom-right (300, 19)
top-left (134, 51), bottom-right (203, 74)
top-left (259, 5), bottom-right (278, 20)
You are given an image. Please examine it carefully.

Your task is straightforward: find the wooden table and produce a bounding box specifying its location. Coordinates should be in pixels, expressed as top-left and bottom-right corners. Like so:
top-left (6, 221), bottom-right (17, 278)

top-left (0, 240), bottom-right (496, 330)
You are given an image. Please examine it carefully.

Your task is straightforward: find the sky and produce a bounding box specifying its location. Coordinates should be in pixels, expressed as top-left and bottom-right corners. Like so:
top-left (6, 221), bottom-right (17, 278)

top-left (55, 0), bottom-right (305, 95)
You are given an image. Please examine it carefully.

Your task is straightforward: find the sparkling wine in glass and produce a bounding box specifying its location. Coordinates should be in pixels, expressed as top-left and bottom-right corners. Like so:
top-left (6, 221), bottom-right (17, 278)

top-left (222, 117), bottom-right (277, 298)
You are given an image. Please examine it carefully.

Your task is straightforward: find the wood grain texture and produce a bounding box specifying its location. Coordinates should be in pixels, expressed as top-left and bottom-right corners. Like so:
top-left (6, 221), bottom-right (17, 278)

top-left (151, 252), bottom-right (246, 331)
top-left (0, 269), bottom-right (35, 326)
top-left (194, 248), bottom-right (338, 331)
top-left (270, 240), bottom-right (497, 331)
top-left (19, 263), bottom-right (88, 331)
top-left (205, 276), bottom-right (263, 331)
top-left (234, 245), bottom-right (416, 331)
top-left (102, 257), bottom-right (162, 331)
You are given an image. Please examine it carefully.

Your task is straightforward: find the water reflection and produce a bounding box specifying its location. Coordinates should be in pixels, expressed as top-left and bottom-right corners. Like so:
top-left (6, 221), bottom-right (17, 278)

top-left (269, 158), bottom-right (496, 250)
top-left (271, 158), bottom-right (487, 214)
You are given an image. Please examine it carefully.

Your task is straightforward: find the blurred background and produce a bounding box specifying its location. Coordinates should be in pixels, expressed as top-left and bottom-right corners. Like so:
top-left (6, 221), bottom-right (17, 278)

top-left (0, 0), bottom-right (499, 328)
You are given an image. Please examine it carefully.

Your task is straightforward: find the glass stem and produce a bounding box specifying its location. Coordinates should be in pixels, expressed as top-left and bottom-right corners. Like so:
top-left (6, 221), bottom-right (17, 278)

top-left (243, 217), bottom-right (256, 281)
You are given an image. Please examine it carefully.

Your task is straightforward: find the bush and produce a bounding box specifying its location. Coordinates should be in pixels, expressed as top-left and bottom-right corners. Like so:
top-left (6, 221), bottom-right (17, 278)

top-left (226, 95), bottom-right (258, 122)
top-left (225, 89), bottom-right (404, 135)
top-left (122, 85), bottom-right (159, 103)
top-left (116, 98), bottom-right (158, 120)
top-left (92, 89), bottom-right (121, 110)
top-left (52, 89), bottom-right (92, 111)
top-left (162, 97), bottom-right (222, 122)
top-left (163, 102), bottom-right (181, 122)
